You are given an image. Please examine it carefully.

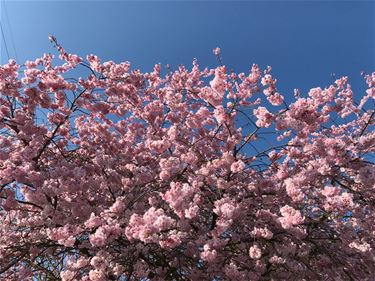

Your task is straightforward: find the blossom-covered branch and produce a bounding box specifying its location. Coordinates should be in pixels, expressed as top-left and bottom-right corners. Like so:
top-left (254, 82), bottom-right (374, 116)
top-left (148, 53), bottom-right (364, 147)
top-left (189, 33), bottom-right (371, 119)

top-left (0, 39), bottom-right (374, 280)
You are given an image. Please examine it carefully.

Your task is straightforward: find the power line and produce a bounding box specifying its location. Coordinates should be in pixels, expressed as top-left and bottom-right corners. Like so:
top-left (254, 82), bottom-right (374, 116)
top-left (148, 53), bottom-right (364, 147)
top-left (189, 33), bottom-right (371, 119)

top-left (2, 1), bottom-right (18, 61)
top-left (0, 18), bottom-right (10, 61)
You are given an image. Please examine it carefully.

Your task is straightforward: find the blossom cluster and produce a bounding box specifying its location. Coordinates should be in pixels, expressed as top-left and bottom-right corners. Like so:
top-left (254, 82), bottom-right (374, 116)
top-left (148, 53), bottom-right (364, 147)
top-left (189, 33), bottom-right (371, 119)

top-left (0, 40), bottom-right (373, 280)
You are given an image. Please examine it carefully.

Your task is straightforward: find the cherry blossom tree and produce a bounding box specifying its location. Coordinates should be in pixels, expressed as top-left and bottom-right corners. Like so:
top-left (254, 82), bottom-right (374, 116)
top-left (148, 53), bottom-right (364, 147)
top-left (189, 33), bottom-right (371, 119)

top-left (0, 37), bottom-right (374, 280)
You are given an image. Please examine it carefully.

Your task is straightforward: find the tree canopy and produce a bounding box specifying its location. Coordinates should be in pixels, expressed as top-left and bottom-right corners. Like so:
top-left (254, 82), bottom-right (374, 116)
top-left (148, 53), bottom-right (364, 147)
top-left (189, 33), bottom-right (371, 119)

top-left (0, 38), bottom-right (374, 280)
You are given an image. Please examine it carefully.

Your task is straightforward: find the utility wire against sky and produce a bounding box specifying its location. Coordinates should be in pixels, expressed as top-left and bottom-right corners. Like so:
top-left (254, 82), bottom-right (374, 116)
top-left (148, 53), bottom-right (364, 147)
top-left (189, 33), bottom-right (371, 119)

top-left (0, 18), bottom-right (10, 60)
top-left (2, 0), bottom-right (18, 61)
top-left (0, 0), bottom-right (18, 62)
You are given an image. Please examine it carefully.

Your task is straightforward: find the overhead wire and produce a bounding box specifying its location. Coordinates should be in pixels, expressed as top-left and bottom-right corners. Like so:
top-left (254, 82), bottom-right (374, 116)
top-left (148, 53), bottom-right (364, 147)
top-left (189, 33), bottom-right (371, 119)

top-left (0, 18), bottom-right (10, 60)
top-left (2, 0), bottom-right (18, 61)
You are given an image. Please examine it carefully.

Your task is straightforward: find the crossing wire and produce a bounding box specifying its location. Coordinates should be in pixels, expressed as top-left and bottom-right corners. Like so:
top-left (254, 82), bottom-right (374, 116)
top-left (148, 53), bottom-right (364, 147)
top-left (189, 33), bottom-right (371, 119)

top-left (0, 18), bottom-right (10, 60)
top-left (2, 0), bottom-right (18, 61)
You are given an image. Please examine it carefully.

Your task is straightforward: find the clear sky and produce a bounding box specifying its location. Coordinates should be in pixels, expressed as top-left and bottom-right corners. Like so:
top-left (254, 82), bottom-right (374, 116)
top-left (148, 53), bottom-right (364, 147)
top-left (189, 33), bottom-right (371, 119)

top-left (1, 0), bottom-right (374, 101)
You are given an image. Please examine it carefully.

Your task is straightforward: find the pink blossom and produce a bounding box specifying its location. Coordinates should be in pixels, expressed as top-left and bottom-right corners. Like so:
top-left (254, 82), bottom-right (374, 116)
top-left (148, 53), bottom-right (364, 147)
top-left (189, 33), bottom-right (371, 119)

top-left (213, 47), bottom-right (221, 56)
top-left (269, 255), bottom-right (286, 264)
top-left (249, 244), bottom-right (262, 259)
top-left (162, 182), bottom-right (200, 219)
top-left (250, 227), bottom-right (273, 240)
top-left (209, 67), bottom-right (227, 96)
top-left (253, 106), bottom-right (274, 127)
top-left (279, 205), bottom-right (305, 229)
top-left (349, 240), bottom-right (372, 252)
top-left (200, 244), bottom-right (218, 263)
top-left (230, 160), bottom-right (245, 173)
top-left (88, 269), bottom-right (106, 281)
top-left (60, 270), bottom-right (75, 281)
top-left (89, 227), bottom-right (108, 247)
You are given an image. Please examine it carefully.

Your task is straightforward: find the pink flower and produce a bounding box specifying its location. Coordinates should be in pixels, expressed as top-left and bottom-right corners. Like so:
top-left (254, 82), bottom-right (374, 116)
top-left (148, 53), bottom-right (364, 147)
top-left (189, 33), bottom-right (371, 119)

top-left (253, 106), bottom-right (274, 127)
top-left (201, 244), bottom-right (217, 263)
top-left (89, 227), bottom-right (108, 247)
top-left (109, 197), bottom-right (125, 213)
top-left (89, 269), bottom-right (106, 281)
top-left (250, 227), bottom-right (273, 240)
top-left (60, 270), bottom-right (75, 281)
top-left (279, 205), bottom-right (305, 229)
top-left (349, 241), bottom-right (372, 252)
top-left (162, 182), bottom-right (200, 219)
top-left (249, 245), bottom-right (262, 259)
top-left (213, 47), bottom-right (221, 56)
top-left (75, 257), bottom-right (89, 269)
top-left (214, 198), bottom-right (239, 220)
top-left (125, 208), bottom-right (178, 248)
top-left (230, 160), bottom-right (245, 173)
top-left (267, 92), bottom-right (284, 106)
top-left (269, 255), bottom-right (285, 264)
top-left (209, 67), bottom-right (227, 96)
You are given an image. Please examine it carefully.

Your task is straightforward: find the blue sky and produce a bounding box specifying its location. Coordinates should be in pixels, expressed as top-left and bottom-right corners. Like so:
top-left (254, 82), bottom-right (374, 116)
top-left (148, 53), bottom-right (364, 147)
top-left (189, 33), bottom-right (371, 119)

top-left (1, 0), bottom-right (374, 100)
